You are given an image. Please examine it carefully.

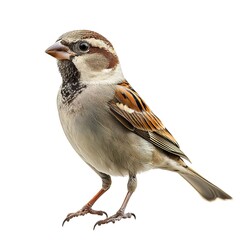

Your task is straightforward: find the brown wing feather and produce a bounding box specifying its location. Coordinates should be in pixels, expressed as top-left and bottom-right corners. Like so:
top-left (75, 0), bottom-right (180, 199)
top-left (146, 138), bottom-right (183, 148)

top-left (109, 80), bottom-right (190, 161)
top-left (113, 81), bottom-right (178, 144)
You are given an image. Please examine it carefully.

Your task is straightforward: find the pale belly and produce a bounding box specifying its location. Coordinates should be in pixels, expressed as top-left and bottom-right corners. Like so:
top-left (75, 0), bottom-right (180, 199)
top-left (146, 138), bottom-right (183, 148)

top-left (58, 101), bottom-right (156, 176)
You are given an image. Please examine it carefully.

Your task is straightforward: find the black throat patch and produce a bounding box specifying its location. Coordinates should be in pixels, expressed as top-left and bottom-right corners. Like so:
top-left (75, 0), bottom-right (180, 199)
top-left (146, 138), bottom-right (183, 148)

top-left (57, 60), bottom-right (86, 104)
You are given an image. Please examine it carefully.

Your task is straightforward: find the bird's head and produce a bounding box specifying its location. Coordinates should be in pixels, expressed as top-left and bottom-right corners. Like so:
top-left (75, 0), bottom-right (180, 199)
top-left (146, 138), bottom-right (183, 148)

top-left (45, 30), bottom-right (123, 84)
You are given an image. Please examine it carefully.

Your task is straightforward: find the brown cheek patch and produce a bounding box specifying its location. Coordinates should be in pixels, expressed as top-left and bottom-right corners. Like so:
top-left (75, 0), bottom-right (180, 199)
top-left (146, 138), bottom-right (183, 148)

top-left (89, 47), bottom-right (119, 69)
top-left (85, 53), bottom-right (109, 71)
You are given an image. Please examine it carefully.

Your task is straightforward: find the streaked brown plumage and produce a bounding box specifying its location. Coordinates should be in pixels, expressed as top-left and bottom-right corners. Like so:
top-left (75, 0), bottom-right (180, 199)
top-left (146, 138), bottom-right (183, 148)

top-left (45, 30), bottom-right (232, 229)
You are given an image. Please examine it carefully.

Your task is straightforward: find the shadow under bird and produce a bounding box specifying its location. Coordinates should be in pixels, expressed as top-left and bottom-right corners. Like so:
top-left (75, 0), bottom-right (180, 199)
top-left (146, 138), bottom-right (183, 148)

top-left (45, 30), bottom-right (232, 229)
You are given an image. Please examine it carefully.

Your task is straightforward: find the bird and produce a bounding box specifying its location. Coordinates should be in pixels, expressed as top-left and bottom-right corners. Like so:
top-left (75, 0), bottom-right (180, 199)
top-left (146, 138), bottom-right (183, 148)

top-left (45, 30), bottom-right (232, 229)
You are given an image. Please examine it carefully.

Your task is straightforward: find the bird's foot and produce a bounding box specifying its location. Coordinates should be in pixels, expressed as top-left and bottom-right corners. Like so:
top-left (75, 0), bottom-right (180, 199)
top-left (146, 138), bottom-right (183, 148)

top-left (93, 210), bottom-right (136, 229)
top-left (62, 204), bottom-right (108, 226)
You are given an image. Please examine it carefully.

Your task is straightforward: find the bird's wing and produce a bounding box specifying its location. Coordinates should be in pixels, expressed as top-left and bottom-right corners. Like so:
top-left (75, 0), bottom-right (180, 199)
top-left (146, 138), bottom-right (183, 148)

top-left (108, 80), bottom-right (190, 161)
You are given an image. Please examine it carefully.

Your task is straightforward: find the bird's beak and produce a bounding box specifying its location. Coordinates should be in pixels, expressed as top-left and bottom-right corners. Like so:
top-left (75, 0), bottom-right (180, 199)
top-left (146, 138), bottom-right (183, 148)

top-left (45, 41), bottom-right (76, 60)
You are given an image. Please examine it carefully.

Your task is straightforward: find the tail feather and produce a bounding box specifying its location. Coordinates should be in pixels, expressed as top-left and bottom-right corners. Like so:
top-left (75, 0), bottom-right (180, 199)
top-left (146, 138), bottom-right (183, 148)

top-left (179, 167), bottom-right (232, 201)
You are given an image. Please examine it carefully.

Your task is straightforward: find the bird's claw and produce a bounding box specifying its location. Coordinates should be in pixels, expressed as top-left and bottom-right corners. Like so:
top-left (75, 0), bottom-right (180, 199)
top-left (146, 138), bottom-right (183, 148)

top-left (62, 205), bottom-right (108, 226)
top-left (93, 211), bottom-right (136, 230)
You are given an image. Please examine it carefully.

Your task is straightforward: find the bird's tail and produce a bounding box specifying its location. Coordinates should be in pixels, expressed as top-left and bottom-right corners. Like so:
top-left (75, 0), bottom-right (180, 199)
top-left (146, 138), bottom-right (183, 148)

top-left (179, 166), bottom-right (232, 201)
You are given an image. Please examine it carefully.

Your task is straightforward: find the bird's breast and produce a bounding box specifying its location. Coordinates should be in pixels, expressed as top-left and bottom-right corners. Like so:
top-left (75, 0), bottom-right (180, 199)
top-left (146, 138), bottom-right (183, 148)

top-left (57, 87), bottom-right (155, 176)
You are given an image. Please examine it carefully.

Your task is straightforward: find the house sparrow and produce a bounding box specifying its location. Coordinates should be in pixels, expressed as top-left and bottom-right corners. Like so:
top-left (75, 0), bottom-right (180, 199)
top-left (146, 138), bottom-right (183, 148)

top-left (45, 30), bottom-right (232, 229)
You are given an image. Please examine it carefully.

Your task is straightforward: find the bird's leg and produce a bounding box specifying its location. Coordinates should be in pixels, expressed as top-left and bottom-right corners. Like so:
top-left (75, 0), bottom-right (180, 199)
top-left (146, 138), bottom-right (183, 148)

top-left (94, 174), bottom-right (137, 229)
top-left (62, 172), bottom-right (111, 226)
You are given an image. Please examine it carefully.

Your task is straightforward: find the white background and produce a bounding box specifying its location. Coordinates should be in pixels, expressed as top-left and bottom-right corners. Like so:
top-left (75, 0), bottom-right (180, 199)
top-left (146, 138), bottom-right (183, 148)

top-left (0, 0), bottom-right (239, 239)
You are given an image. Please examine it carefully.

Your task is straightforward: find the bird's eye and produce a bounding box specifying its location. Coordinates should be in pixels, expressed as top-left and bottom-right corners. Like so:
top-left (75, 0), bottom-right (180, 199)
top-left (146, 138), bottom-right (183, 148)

top-left (76, 42), bottom-right (90, 53)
